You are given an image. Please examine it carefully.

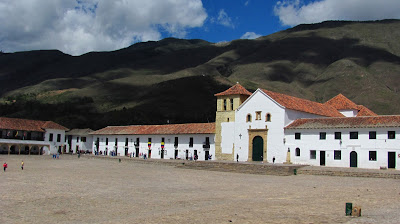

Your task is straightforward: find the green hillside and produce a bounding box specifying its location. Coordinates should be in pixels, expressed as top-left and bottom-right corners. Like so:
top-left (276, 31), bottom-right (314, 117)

top-left (1, 20), bottom-right (400, 129)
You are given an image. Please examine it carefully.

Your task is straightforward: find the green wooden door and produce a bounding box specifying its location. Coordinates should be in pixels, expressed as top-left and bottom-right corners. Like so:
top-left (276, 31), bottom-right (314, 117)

top-left (252, 136), bottom-right (264, 161)
top-left (350, 151), bottom-right (357, 167)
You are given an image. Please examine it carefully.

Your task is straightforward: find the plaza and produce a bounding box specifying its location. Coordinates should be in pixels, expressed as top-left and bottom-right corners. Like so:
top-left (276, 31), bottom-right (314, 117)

top-left (1, 154), bottom-right (399, 223)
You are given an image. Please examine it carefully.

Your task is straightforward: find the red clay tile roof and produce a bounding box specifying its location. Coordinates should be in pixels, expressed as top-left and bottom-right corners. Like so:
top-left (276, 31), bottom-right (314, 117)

top-left (66, 128), bottom-right (94, 136)
top-left (324, 94), bottom-right (359, 110)
top-left (215, 83), bottom-right (252, 96)
top-left (357, 105), bottom-right (378, 117)
top-left (91, 123), bottom-right (215, 135)
top-left (285, 116), bottom-right (400, 129)
top-left (0, 117), bottom-right (69, 132)
top-left (261, 89), bottom-right (344, 117)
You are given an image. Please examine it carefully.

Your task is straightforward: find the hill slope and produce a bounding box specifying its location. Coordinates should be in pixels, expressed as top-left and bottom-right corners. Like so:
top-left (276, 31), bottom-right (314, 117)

top-left (1, 20), bottom-right (400, 129)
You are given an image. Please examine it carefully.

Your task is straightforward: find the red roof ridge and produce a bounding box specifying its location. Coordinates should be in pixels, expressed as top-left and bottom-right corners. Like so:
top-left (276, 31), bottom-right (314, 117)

top-left (0, 117), bottom-right (68, 132)
top-left (91, 122), bottom-right (215, 135)
top-left (261, 89), bottom-right (343, 117)
top-left (215, 83), bottom-right (252, 96)
top-left (324, 94), bottom-right (359, 110)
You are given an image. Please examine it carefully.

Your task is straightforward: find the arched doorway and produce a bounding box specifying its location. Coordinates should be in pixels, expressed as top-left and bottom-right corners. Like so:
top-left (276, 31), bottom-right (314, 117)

top-left (350, 151), bottom-right (357, 167)
top-left (252, 136), bottom-right (264, 161)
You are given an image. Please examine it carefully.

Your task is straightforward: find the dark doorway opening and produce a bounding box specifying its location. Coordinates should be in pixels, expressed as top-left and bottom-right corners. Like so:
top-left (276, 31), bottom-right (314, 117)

top-left (320, 151), bottom-right (326, 166)
top-left (350, 151), bottom-right (357, 167)
top-left (205, 150), bottom-right (209, 160)
top-left (252, 136), bottom-right (264, 161)
top-left (388, 152), bottom-right (396, 169)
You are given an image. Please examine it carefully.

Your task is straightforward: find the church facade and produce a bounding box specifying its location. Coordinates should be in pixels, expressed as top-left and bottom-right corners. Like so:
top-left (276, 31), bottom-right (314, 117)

top-left (215, 83), bottom-right (400, 170)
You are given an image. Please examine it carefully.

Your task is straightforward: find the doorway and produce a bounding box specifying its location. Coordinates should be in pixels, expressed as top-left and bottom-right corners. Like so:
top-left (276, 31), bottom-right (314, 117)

top-left (388, 152), bottom-right (396, 169)
top-left (205, 150), bottom-right (209, 160)
top-left (148, 150), bottom-right (151, 159)
top-left (135, 147), bottom-right (139, 157)
top-left (186, 150), bottom-right (189, 160)
top-left (161, 149), bottom-right (164, 159)
top-left (320, 151), bottom-right (326, 166)
top-left (252, 136), bottom-right (264, 161)
top-left (175, 150), bottom-right (178, 159)
top-left (350, 151), bottom-right (357, 167)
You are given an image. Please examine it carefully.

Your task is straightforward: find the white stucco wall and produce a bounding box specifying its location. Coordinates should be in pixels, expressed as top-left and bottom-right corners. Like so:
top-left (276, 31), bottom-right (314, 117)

top-left (285, 128), bottom-right (400, 170)
top-left (284, 109), bottom-right (324, 126)
top-left (66, 135), bottom-right (93, 153)
top-left (91, 134), bottom-right (215, 161)
top-left (234, 90), bottom-right (287, 163)
top-left (221, 122), bottom-right (235, 154)
top-left (44, 129), bottom-right (66, 155)
top-left (338, 109), bottom-right (358, 117)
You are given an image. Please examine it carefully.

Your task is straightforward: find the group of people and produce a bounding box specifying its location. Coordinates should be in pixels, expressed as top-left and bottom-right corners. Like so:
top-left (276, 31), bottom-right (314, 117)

top-left (3, 161), bottom-right (24, 172)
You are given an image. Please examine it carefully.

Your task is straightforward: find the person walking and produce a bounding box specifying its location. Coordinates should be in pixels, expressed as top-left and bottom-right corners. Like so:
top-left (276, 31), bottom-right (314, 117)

top-left (3, 162), bottom-right (7, 172)
top-left (21, 161), bottom-right (24, 170)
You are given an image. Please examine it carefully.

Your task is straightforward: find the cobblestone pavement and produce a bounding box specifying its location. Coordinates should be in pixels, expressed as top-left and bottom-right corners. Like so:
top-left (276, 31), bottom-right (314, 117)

top-left (1, 155), bottom-right (399, 224)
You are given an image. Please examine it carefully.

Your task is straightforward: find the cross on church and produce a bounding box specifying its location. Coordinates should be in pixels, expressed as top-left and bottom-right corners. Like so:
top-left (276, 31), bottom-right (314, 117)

top-left (239, 134), bottom-right (242, 139)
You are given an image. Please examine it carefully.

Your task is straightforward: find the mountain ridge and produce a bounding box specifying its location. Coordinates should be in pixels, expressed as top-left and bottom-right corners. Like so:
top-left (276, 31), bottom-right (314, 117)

top-left (1, 19), bottom-right (400, 129)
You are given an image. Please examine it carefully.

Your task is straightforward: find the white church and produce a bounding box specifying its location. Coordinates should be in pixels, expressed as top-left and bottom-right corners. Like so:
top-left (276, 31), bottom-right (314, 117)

top-left (89, 83), bottom-right (399, 170)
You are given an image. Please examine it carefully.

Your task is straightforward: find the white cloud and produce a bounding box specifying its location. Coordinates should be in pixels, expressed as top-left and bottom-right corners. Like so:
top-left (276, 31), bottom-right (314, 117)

top-left (216, 9), bottom-right (235, 28)
top-left (245, 0), bottom-right (250, 6)
top-left (240, 32), bottom-right (261, 39)
top-left (274, 0), bottom-right (400, 26)
top-left (0, 0), bottom-right (207, 55)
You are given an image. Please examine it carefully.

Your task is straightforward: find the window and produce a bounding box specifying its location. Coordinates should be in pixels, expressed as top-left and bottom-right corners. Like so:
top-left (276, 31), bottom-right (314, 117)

top-left (310, 150), bottom-right (316, 159)
top-left (227, 118), bottom-right (230, 122)
top-left (174, 137), bottom-right (178, 147)
top-left (223, 99), bottom-right (227, 111)
top-left (106, 138), bottom-right (109, 145)
top-left (57, 134), bottom-right (61, 142)
top-left (205, 137), bottom-right (210, 145)
top-left (369, 151), bottom-right (377, 161)
top-left (369, 131), bottom-right (376, 139)
top-left (255, 111), bottom-right (261, 120)
top-left (350, 132), bottom-right (358, 139)
top-left (161, 137), bottom-right (165, 143)
top-left (388, 131), bottom-right (395, 139)
top-left (76, 136), bottom-right (79, 142)
top-left (49, 133), bottom-right (53, 141)
top-left (189, 137), bottom-right (193, 147)
top-left (246, 114), bottom-right (252, 122)
top-left (295, 147), bottom-right (300, 157)
top-left (334, 132), bottom-right (341, 140)
top-left (334, 150), bottom-right (341, 160)
top-left (319, 132), bottom-right (326, 140)
top-left (125, 138), bottom-right (129, 146)
top-left (81, 137), bottom-right (86, 142)
top-left (135, 138), bottom-right (139, 147)
top-left (295, 133), bottom-right (301, 140)
top-left (230, 99), bottom-right (234, 110)
top-left (115, 138), bottom-right (118, 146)
top-left (266, 113), bottom-right (271, 122)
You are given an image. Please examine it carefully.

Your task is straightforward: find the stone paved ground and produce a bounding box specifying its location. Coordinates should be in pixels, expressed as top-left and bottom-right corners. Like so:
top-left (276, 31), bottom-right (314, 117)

top-left (1, 155), bottom-right (399, 224)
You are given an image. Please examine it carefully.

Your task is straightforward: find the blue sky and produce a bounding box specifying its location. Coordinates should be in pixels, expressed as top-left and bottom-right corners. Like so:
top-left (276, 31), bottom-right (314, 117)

top-left (186, 0), bottom-right (284, 42)
top-left (1, 0), bottom-right (400, 56)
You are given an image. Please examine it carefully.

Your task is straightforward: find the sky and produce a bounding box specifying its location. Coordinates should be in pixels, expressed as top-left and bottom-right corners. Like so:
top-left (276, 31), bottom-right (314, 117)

top-left (1, 0), bottom-right (400, 56)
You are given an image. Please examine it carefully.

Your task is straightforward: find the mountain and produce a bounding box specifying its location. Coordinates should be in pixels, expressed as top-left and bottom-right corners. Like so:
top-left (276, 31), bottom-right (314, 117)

top-left (1, 20), bottom-right (400, 129)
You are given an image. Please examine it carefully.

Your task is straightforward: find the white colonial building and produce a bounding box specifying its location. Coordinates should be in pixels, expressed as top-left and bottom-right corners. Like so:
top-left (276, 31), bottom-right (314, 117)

top-left (90, 123), bottom-right (215, 161)
top-left (45, 82), bottom-right (397, 170)
top-left (214, 83), bottom-right (399, 170)
top-left (0, 117), bottom-right (69, 155)
top-left (65, 129), bottom-right (94, 154)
